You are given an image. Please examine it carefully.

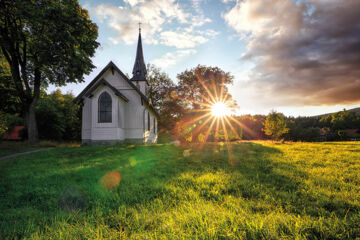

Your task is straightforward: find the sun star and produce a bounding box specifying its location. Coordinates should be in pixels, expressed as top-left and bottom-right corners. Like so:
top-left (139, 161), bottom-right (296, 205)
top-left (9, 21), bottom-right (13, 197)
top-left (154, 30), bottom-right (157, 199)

top-left (211, 102), bottom-right (231, 118)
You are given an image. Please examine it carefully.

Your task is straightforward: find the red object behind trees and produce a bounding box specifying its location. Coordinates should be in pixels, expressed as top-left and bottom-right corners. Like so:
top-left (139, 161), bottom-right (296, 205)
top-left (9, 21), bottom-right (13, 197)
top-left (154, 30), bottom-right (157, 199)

top-left (5, 126), bottom-right (24, 140)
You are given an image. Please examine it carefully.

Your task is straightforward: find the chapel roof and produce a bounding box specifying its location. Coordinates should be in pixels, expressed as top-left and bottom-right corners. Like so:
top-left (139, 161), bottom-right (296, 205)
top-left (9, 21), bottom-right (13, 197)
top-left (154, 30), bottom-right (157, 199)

top-left (131, 27), bottom-right (147, 81)
top-left (74, 61), bottom-right (158, 118)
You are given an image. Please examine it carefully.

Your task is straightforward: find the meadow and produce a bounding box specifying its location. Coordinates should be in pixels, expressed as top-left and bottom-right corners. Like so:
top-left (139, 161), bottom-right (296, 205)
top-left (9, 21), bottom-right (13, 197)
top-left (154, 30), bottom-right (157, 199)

top-left (0, 141), bottom-right (359, 239)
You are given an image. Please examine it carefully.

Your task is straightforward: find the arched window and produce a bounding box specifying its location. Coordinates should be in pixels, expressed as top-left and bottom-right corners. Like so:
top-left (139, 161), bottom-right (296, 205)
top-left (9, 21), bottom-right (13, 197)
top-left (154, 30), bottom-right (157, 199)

top-left (98, 92), bottom-right (112, 123)
top-left (147, 112), bottom-right (150, 131)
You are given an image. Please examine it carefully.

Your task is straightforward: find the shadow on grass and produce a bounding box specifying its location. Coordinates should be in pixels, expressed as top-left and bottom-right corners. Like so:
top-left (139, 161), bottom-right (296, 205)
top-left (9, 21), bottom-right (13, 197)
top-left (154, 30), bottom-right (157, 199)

top-left (0, 142), bottom-right (358, 238)
top-left (0, 144), bottom-right (187, 238)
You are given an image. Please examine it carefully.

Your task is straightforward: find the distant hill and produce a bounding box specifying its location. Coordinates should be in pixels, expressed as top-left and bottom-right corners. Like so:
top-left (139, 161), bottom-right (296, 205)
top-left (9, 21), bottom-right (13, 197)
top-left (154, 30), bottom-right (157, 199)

top-left (314, 107), bottom-right (360, 118)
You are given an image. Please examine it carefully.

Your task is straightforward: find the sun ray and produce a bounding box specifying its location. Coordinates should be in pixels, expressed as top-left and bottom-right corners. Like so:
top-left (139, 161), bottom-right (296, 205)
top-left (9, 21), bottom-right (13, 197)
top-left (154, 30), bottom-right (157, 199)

top-left (180, 112), bottom-right (212, 129)
top-left (198, 117), bottom-right (217, 149)
top-left (219, 75), bottom-right (225, 102)
top-left (195, 72), bottom-right (218, 104)
top-left (191, 115), bottom-right (214, 136)
top-left (223, 116), bottom-right (241, 139)
top-left (228, 115), bottom-right (257, 138)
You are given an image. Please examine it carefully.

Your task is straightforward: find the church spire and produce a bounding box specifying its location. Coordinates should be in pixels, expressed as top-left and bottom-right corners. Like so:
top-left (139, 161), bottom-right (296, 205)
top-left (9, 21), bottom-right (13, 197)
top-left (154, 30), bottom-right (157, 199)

top-left (131, 23), bottom-right (147, 81)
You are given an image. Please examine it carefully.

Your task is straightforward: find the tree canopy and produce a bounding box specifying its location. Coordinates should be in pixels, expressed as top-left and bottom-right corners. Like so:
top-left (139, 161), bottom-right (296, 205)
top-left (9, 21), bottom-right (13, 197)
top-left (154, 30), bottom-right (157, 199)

top-left (263, 111), bottom-right (289, 140)
top-left (176, 65), bottom-right (234, 110)
top-left (0, 0), bottom-right (99, 142)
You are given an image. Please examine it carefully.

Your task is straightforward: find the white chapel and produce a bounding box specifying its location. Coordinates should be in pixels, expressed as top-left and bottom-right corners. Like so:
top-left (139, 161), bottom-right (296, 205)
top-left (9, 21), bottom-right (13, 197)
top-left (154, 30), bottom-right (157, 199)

top-left (75, 28), bottom-right (158, 145)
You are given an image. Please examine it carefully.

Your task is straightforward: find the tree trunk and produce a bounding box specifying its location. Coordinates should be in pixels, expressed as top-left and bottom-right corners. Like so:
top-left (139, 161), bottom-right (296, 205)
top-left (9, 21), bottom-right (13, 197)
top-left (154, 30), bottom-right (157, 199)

top-left (26, 101), bottom-right (39, 143)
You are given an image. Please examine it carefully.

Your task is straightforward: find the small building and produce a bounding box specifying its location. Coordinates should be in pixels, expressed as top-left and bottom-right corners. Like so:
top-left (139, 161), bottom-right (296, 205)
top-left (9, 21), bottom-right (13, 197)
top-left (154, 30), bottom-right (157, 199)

top-left (75, 28), bottom-right (158, 145)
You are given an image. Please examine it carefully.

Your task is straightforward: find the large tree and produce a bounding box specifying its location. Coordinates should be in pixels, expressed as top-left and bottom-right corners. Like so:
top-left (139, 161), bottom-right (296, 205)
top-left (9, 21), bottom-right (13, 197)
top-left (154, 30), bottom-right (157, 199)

top-left (0, 0), bottom-right (99, 142)
top-left (174, 65), bottom-right (237, 143)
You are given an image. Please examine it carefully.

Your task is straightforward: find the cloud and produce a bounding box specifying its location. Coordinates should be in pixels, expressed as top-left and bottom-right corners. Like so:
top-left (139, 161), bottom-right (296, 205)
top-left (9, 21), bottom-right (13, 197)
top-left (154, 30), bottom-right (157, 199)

top-left (123, 0), bottom-right (145, 7)
top-left (151, 49), bottom-right (197, 68)
top-left (224, 0), bottom-right (360, 106)
top-left (93, 0), bottom-right (189, 45)
top-left (160, 31), bottom-right (208, 48)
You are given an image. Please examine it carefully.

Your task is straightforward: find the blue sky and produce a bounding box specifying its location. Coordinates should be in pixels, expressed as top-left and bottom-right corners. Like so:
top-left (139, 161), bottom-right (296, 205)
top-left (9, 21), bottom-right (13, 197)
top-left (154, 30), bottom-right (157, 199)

top-left (49, 0), bottom-right (360, 117)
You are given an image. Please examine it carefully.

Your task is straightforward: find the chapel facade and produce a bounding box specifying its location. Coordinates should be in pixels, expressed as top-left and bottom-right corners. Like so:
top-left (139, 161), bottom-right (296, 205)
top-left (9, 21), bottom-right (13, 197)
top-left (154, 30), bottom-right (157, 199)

top-left (75, 28), bottom-right (158, 145)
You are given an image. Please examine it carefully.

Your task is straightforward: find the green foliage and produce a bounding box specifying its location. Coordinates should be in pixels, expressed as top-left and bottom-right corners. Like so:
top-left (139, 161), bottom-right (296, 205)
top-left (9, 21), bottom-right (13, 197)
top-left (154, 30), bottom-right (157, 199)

top-left (35, 89), bottom-right (81, 141)
top-left (263, 111), bottom-right (289, 140)
top-left (0, 111), bottom-right (23, 141)
top-left (146, 64), bottom-right (182, 131)
top-left (0, 111), bottom-right (8, 140)
top-left (235, 115), bottom-right (267, 140)
top-left (0, 52), bottom-right (22, 114)
top-left (0, 0), bottom-right (99, 141)
top-left (0, 142), bottom-right (359, 239)
top-left (320, 109), bottom-right (360, 130)
top-left (176, 65), bottom-right (235, 110)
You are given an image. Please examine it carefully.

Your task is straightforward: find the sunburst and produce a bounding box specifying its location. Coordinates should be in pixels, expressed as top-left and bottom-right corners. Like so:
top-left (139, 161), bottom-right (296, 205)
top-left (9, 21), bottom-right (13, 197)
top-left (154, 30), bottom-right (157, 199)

top-left (211, 101), bottom-right (231, 118)
top-left (171, 70), bottom-right (250, 157)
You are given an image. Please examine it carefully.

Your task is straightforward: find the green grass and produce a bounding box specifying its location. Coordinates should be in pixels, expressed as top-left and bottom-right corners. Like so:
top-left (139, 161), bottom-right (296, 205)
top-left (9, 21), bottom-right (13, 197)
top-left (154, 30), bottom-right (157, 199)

top-left (0, 141), bottom-right (359, 239)
top-left (0, 141), bottom-right (80, 157)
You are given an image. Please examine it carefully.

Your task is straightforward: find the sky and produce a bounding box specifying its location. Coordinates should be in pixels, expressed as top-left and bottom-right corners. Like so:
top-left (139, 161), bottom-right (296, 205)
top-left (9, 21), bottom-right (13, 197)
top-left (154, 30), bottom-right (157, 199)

top-left (48, 0), bottom-right (360, 117)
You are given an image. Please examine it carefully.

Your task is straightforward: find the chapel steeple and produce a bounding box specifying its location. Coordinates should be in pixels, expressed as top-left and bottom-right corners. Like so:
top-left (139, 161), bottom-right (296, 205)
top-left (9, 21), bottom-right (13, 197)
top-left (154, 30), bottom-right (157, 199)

top-left (131, 23), bottom-right (147, 82)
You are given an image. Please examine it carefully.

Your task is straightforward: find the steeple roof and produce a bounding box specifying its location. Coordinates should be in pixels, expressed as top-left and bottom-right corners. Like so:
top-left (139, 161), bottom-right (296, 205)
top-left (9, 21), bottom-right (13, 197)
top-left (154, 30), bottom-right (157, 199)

top-left (131, 27), bottom-right (147, 81)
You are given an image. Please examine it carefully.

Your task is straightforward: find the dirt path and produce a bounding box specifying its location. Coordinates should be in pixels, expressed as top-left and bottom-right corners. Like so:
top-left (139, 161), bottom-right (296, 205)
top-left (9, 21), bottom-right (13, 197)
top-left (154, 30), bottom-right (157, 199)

top-left (0, 148), bottom-right (54, 161)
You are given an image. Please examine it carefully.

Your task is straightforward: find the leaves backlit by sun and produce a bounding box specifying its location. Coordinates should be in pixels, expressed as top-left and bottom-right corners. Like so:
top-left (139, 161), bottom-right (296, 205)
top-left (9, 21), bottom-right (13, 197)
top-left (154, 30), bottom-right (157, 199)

top-left (172, 69), bottom-right (260, 162)
top-left (211, 102), bottom-right (231, 118)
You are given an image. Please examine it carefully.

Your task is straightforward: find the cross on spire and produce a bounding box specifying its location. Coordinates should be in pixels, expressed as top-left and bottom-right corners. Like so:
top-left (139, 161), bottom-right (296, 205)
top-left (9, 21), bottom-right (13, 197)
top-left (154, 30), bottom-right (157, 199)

top-left (138, 22), bottom-right (141, 33)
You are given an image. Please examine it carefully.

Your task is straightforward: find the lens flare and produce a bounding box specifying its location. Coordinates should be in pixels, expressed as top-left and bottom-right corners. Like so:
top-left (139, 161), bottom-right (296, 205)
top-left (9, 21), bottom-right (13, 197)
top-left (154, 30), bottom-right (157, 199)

top-left (102, 171), bottom-right (121, 189)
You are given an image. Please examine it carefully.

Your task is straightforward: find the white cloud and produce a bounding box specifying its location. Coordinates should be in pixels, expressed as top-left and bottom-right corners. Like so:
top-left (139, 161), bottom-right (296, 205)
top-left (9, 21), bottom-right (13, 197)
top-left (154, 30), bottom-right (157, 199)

top-left (152, 49), bottom-right (197, 68)
top-left (160, 31), bottom-right (208, 48)
top-left (89, 0), bottom-right (218, 68)
top-left (108, 37), bottom-right (119, 45)
top-left (93, 0), bottom-right (189, 45)
top-left (123, 0), bottom-right (145, 7)
top-left (221, 0), bottom-right (235, 3)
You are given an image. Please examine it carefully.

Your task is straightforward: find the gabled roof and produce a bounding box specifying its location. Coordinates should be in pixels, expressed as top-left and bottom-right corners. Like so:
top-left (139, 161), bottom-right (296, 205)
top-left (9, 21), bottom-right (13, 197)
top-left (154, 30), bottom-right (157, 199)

top-left (84, 78), bottom-right (128, 102)
top-left (74, 61), bottom-right (159, 118)
top-left (131, 31), bottom-right (147, 81)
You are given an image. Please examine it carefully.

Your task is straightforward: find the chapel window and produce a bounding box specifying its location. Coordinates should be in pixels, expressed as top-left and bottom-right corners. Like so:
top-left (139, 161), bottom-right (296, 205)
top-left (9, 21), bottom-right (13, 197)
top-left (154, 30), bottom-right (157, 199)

top-left (98, 92), bottom-right (112, 123)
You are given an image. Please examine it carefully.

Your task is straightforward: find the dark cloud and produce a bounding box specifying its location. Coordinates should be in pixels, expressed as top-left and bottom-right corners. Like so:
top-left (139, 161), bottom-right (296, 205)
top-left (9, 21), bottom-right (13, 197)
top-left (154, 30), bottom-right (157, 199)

top-left (225, 0), bottom-right (360, 106)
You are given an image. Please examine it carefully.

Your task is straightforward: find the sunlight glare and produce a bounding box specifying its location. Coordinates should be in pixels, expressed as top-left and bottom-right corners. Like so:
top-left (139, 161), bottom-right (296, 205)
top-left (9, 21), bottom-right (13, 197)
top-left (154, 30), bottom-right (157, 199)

top-left (211, 102), bottom-right (231, 118)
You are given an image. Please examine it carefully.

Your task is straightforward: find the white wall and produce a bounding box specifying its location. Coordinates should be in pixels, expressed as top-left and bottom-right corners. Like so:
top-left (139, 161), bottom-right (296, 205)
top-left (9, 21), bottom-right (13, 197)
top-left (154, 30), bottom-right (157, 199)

top-left (82, 97), bottom-right (92, 140)
top-left (81, 67), bottom-right (158, 143)
top-left (90, 86), bottom-right (125, 141)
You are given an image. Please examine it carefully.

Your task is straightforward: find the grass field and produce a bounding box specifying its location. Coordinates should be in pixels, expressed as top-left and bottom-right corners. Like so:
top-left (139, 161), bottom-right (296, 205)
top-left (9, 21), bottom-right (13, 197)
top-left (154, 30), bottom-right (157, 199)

top-left (0, 141), bottom-right (80, 157)
top-left (0, 141), bottom-right (359, 239)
